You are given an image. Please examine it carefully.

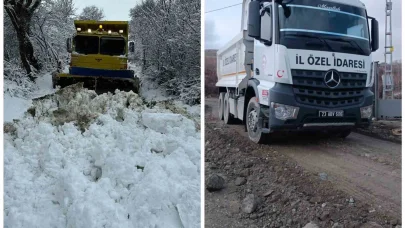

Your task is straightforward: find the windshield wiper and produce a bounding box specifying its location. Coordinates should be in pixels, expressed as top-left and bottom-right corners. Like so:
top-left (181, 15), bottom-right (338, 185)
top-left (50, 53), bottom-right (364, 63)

top-left (327, 37), bottom-right (366, 55)
top-left (284, 34), bottom-right (335, 52)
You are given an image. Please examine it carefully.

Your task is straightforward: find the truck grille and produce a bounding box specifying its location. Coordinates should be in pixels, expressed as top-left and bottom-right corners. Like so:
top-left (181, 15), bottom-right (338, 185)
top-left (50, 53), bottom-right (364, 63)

top-left (291, 70), bottom-right (367, 108)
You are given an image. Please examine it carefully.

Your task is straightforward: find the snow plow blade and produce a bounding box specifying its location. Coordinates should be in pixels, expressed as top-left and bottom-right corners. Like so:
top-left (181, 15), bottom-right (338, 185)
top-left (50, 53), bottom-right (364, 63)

top-left (53, 72), bottom-right (140, 93)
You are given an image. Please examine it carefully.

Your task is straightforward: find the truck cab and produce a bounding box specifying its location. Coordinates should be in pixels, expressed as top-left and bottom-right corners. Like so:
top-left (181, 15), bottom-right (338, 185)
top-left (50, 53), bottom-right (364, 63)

top-left (67, 21), bottom-right (134, 71)
top-left (54, 20), bottom-right (139, 92)
top-left (216, 0), bottom-right (379, 143)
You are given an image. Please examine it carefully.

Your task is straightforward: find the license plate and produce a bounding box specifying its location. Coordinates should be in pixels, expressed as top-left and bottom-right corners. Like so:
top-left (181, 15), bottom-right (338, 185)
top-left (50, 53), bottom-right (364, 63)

top-left (319, 110), bottom-right (344, 117)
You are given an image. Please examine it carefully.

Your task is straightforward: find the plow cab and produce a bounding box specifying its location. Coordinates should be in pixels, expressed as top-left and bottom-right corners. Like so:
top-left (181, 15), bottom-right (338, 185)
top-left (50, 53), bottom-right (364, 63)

top-left (54, 20), bottom-right (139, 93)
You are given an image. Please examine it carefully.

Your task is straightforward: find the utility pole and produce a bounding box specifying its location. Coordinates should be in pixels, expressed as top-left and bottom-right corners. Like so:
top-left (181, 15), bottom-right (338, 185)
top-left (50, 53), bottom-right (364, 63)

top-left (383, 0), bottom-right (394, 100)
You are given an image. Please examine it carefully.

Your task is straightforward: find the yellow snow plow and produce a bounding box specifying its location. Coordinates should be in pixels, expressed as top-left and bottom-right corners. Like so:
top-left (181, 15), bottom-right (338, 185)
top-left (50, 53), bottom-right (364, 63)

top-left (53, 20), bottom-right (139, 93)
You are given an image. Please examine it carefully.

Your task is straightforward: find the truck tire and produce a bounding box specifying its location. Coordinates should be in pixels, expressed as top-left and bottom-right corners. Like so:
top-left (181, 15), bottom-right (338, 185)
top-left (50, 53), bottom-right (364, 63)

top-left (223, 92), bottom-right (234, 124)
top-left (246, 97), bottom-right (268, 144)
top-left (218, 92), bottom-right (225, 120)
top-left (337, 129), bottom-right (352, 138)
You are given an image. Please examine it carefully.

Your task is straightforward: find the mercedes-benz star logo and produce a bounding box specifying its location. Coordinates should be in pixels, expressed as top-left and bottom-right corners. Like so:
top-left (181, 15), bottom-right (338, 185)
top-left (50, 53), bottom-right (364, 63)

top-left (324, 70), bottom-right (341, 89)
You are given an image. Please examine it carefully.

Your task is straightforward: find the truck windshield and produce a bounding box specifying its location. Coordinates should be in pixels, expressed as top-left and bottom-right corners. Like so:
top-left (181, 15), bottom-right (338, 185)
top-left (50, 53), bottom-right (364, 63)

top-left (74, 35), bottom-right (99, 55)
top-left (100, 37), bottom-right (126, 56)
top-left (278, 1), bottom-right (371, 55)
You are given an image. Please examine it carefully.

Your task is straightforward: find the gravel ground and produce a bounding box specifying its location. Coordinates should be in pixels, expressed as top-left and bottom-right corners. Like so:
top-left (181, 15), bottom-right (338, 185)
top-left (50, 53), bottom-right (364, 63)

top-left (205, 98), bottom-right (401, 228)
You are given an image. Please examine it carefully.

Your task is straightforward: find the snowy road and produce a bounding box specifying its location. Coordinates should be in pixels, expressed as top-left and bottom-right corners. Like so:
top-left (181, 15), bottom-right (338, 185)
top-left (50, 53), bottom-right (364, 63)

top-left (4, 79), bottom-right (201, 227)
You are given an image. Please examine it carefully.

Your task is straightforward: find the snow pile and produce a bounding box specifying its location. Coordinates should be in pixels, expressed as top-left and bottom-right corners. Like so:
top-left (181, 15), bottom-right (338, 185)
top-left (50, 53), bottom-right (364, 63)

top-left (173, 101), bottom-right (201, 119)
top-left (4, 84), bottom-right (201, 228)
top-left (29, 83), bottom-right (144, 131)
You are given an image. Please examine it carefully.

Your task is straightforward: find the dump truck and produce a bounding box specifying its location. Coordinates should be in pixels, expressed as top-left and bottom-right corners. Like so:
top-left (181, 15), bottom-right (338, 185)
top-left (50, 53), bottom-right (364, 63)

top-left (216, 0), bottom-right (379, 143)
top-left (53, 20), bottom-right (139, 93)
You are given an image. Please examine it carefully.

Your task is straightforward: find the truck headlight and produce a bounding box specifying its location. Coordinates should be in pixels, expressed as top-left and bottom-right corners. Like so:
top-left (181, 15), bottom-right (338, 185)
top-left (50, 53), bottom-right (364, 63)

top-left (360, 105), bottom-right (373, 119)
top-left (271, 102), bottom-right (299, 120)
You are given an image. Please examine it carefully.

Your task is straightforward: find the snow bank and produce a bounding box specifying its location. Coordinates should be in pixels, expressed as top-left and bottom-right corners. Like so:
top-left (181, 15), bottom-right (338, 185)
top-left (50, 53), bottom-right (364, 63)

top-left (4, 94), bottom-right (33, 122)
top-left (127, 64), bottom-right (200, 120)
top-left (173, 101), bottom-right (201, 119)
top-left (139, 77), bottom-right (170, 103)
top-left (4, 84), bottom-right (201, 228)
top-left (128, 63), bottom-right (173, 103)
top-left (4, 72), bottom-right (56, 123)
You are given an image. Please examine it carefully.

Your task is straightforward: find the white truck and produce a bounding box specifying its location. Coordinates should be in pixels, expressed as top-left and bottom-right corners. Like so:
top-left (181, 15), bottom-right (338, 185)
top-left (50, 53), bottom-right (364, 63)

top-left (216, 0), bottom-right (379, 143)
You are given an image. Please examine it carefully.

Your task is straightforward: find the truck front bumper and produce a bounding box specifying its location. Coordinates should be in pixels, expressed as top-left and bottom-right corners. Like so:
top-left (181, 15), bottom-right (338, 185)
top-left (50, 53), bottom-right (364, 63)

top-left (263, 83), bottom-right (374, 133)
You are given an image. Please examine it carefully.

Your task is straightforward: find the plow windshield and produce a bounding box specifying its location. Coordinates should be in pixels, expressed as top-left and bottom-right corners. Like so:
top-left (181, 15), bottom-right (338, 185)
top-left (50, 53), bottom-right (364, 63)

top-left (100, 37), bottom-right (126, 56)
top-left (74, 35), bottom-right (99, 54)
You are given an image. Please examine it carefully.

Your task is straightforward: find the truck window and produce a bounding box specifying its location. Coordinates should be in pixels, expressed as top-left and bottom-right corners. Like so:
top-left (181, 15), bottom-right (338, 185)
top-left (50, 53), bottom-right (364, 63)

top-left (278, 2), bottom-right (371, 55)
top-left (100, 37), bottom-right (126, 56)
top-left (279, 5), bottom-right (369, 41)
top-left (74, 35), bottom-right (99, 55)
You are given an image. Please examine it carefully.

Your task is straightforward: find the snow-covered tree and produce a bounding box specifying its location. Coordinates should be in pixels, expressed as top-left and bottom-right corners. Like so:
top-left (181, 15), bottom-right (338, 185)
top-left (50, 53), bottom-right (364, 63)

top-left (78, 5), bottom-right (105, 21)
top-left (4, 0), bottom-right (76, 85)
top-left (4, 0), bottom-right (42, 80)
top-left (129, 0), bottom-right (201, 105)
top-left (31, 0), bottom-right (76, 71)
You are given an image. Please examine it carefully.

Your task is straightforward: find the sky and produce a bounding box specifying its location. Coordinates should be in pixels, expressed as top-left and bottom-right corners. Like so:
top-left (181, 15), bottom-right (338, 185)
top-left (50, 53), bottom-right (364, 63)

top-left (73, 0), bottom-right (141, 21)
top-left (205, 0), bottom-right (402, 62)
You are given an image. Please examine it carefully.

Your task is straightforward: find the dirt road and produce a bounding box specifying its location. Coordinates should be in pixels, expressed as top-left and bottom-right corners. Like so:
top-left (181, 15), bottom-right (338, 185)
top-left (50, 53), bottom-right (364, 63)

top-left (205, 98), bottom-right (401, 228)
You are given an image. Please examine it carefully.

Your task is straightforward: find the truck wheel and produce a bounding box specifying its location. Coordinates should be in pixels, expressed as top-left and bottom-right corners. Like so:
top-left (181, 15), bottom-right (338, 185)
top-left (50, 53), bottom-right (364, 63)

top-left (246, 97), bottom-right (268, 144)
top-left (223, 92), bottom-right (234, 124)
top-left (218, 92), bottom-right (225, 120)
top-left (337, 129), bottom-right (352, 139)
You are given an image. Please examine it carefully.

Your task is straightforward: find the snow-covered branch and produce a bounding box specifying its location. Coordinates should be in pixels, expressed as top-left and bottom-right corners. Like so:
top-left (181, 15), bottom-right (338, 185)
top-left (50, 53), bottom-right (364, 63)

top-left (129, 0), bottom-right (201, 105)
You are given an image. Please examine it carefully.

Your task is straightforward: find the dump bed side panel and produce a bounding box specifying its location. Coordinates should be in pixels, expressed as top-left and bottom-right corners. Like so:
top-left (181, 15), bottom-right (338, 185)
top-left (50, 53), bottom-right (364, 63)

top-left (216, 32), bottom-right (246, 88)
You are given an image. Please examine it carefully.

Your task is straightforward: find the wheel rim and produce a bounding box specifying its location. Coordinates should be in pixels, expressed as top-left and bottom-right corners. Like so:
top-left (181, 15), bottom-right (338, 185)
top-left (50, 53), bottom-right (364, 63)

top-left (248, 108), bottom-right (258, 132)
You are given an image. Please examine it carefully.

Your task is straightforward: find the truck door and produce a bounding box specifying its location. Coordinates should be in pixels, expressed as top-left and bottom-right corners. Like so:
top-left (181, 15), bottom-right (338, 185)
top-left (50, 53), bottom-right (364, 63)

top-left (254, 3), bottom-right (275, 82)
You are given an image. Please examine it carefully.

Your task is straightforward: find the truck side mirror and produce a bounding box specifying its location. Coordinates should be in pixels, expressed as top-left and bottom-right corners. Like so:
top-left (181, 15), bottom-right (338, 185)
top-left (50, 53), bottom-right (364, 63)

top-left (371, 18), bottom-right (379, 52)
top-left (66, 38), bottom-right (72, 53)
top-left (129, 41), bottom-right (135, 53)
top-left (248, 1), bottom-right (261, 38)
